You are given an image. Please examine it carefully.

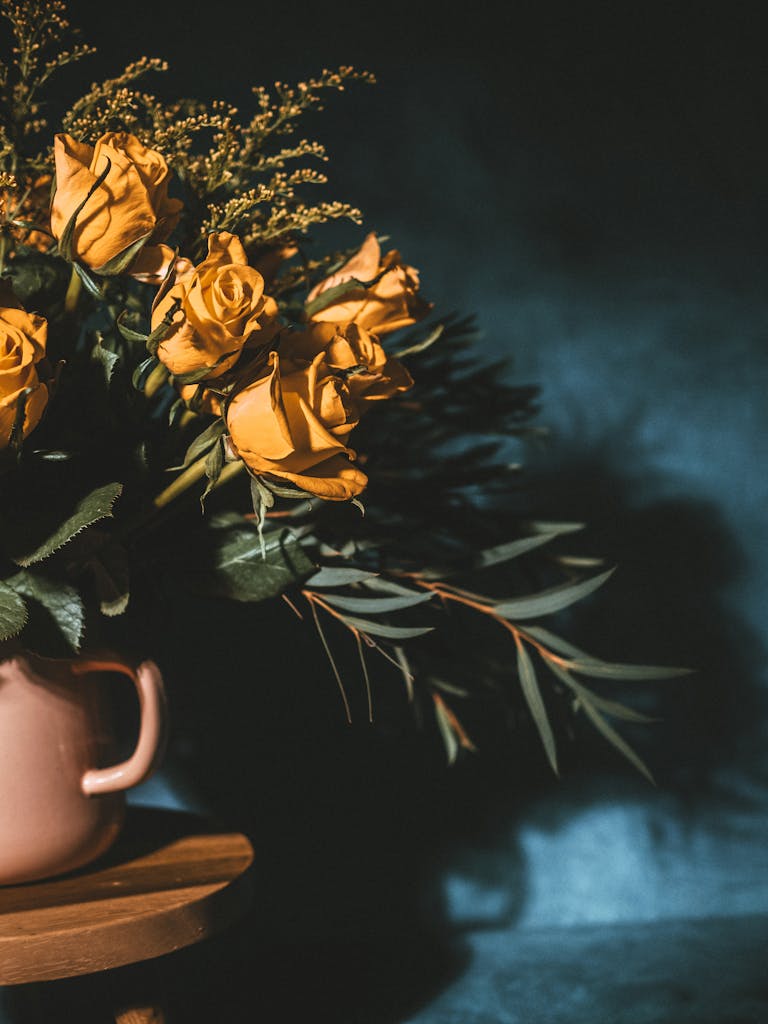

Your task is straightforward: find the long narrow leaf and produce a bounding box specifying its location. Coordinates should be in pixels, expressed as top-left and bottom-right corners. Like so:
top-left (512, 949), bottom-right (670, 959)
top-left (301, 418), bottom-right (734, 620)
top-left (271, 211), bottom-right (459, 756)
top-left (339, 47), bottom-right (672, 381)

top-left (320, 591), bottom-right (433, 614)
top-left (495, 569), bottom-right (615, 621)
top-left (306, 567), bottom-right (378, 587)
top-left (515, 637), bottom-right (558, 774)
top-left (338, 615), bottom-right (433, 640)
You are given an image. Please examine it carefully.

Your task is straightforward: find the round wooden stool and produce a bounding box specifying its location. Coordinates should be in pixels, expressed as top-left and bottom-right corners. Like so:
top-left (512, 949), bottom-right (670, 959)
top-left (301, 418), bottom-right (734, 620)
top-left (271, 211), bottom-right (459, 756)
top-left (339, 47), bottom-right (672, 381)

top-left (0, 805), bottom-right (254, 1023)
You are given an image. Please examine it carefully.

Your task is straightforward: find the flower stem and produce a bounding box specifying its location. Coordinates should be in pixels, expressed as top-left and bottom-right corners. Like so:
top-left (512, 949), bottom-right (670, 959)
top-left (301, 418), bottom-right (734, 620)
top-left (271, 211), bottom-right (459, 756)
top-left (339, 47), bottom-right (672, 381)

top-left (152, 454), bottom-right (245, 509)
top-left (64, 267), bottom-right (82, 314)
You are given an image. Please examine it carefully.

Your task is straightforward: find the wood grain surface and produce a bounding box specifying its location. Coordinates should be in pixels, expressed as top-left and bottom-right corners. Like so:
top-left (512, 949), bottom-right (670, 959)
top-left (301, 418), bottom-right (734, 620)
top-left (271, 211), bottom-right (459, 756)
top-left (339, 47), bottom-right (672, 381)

top-left (0, 806), bottom-right (254, 986)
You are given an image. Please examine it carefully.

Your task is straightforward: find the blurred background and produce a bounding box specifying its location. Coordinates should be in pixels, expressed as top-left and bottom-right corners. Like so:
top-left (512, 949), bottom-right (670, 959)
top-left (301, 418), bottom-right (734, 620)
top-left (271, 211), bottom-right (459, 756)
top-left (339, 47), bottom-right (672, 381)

top-left (6, 2), bottom-right (768, 1021)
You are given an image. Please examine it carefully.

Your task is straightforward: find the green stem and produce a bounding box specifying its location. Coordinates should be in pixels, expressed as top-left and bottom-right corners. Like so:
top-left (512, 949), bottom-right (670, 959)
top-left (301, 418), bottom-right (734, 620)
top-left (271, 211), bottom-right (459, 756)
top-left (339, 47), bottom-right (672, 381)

top-left (64, 267), bottom-right (82, 314)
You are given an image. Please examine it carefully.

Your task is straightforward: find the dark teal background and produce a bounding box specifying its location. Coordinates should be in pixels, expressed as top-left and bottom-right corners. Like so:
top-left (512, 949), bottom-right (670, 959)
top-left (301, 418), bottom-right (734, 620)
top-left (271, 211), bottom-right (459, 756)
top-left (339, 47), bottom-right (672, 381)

top-left (4, 4), bottom-right (767, 1021)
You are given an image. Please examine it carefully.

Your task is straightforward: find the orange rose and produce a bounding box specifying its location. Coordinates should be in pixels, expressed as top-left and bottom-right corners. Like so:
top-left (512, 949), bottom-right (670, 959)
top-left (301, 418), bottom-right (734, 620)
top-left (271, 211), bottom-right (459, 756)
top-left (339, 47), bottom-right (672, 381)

top-left (51, 132), bottom-right (182, 282)
top-left (226, 349), bottom-right (367, 501)
top-left (154, 233), bottom-right (279, 382)
top-left (281, 321), bottom-right (413, 410)
top-left (0, 287), bottom-right (48, 450)
top-left (306, 232), bottom-right (431, 335)
top-left (178, 384), bottom-right (222, 417)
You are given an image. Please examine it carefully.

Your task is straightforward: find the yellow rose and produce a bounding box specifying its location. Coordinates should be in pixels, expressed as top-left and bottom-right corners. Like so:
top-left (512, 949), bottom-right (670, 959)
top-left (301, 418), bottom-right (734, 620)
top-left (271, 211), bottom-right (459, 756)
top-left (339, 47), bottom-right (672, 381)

top-left (51, 132), bottom-right (182, 282)
top-left (226, 349), bottom-right (367, 501)
top-left (153, 233), bottom-right (278, 382)
top-left (0, 287), bottom-right (48, 450)
top-left (281, 321), bottom-right (413, 410)
top-left (306, 232), bottom-right (431, 335)
top-left (178, 384), bottom-right (222, 417)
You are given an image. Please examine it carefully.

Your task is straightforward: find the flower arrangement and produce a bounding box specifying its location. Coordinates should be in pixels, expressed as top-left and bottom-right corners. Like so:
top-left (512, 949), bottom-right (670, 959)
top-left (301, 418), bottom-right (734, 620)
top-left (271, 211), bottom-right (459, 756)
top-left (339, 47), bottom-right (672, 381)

top-left (0, 0), bottom-right (685, 779)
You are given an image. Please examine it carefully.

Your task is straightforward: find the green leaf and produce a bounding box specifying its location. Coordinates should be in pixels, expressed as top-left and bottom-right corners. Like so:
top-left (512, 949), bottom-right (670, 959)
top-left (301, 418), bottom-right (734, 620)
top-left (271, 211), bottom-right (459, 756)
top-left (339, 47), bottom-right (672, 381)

top-left (201, 439), bottom-right (225, 509)
top-left (523, 626), bottom-right (691, 681)
top-left (307, 567), bottom-right (379, 587)
top-left (544, 660), bottom-right (654, 780)
top-left (472, 533), bottom-right (560, 571)
top-left (132, 356), bottom-right (157, 391)
top-left (433, 695), bottom-right (460, 765)
top-left (91, 338), bottom-right (119, 383)
top-left (170, 419), bottom-right (225, 471)
top-left (580, 695), bottom-right (654, 783)
top-left (494, 569), bottom-right (615, 621)
top-left (544, 661), bottom-right (655, 724)
top-left (525, 520), bottom-right (585, 536)
top-left (72, 260), bottom-right (104, 299)
top-left (391, 323), bottom-right (444, 359)
top-left (94, 230), bottom-right (152, 276)
top-left (515, 637), bottom-right (558, 775)
top-left (320, 590), bottom-right (433, 614)
top-left (335, 615), bottom-right (433, 640)
top-left (171, 348), bottom-right (239, 386)
top-left (6, 571), bottom-right (85, 652)
top-left (9, 483), bottom-right (123, 566)
top-left (116, 311), bottom-right (150, 344)
top-left (198, 527), bottom-right (314, 602)
top-left (304, 268), bottom-right (389, 318)
top-left (0, 581), bottom-right (28, 642)
top-left (58, 155), bottom-right (111, 262)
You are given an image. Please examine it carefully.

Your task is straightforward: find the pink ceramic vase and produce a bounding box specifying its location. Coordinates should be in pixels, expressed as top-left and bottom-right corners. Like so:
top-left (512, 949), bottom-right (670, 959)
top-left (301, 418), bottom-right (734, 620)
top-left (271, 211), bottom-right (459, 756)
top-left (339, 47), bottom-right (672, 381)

top-left (0, 653), bottom-right (166, 886)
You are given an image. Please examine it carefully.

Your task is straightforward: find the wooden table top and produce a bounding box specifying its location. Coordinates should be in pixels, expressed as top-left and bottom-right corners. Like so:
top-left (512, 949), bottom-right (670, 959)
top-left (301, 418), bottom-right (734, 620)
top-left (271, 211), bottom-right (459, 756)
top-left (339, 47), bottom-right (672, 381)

top-left (0, 806), bottom-right (254, 986)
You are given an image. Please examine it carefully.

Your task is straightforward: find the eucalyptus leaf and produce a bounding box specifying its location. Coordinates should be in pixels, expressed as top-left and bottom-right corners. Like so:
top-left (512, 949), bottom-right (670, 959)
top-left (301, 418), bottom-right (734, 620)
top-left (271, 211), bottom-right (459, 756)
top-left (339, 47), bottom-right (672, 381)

top-left (336, 615), bottom-right (433, 640)
top-left (472, 533), bottom-right (560, 571)
top-left (515, 638), bottom-right (558, 774)
top-left (391, 323), bottom-right (444, 359)
top-left (320, 591), bottom-right (433, 614)
top-left (524, 625), bottom-right (690, 681)
top-left (307, 567), bottom-right (379, 587)
top-left (580, 696), bottom-right (655, 783)
top-left (6, 571), bottom-right (85, 651)
top-left (0, 582), bottom-right (28, 642)
top-left (433, 696), bottom-right (459, 765)
top-left (8, 483), bottom-right (123, 567)
top-left (545, 661), bottom-right (655, 724)
top-left (494, 569), bottom-right (615, 621)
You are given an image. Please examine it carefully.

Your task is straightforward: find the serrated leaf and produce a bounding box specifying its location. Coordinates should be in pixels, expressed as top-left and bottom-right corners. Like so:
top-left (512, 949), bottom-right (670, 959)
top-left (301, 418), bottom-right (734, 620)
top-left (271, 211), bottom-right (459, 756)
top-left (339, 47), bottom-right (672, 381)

top-left (515, 637), bottom-right (558, 774)
top-left (91, 339), bottom-right (119, 383)
top-left (307, 567), bottom-right (379, 587)
top-left (320, 590), bottom-right (433, 614)
top-left (198, 527), bottom-right (314, 602)
top-left (335, 615), bottom-right (433, 640)
top-left (9, 483), bottom-right (123, 566)
top-left (6, 571), bottom-right (85, 652)
top-left (0, 582), bottom-right (28, 642)
top-left (494, 569), bottom-right (615, 621)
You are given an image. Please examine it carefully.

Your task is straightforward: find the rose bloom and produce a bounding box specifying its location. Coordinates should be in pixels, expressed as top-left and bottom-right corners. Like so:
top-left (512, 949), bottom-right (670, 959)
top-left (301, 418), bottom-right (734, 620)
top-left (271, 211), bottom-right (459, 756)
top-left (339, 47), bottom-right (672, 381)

top-left (281, 321), bottom-right (413, 411)
top-left (0, 286), bottom-right (48, 450)
top-left (226, 349), bottom-right (367, 501)
top-left (51, 132), bottom-right (182, 283)
top-left (306, 232), bottom-right (431, 336)
top-left (154, 233), bottom-right (279, 381)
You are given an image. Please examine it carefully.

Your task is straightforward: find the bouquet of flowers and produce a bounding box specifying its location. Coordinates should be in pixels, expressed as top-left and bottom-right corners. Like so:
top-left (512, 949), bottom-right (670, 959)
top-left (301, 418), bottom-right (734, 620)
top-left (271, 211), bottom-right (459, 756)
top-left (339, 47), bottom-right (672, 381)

top-left (0, 0), bottom-right (684, 782)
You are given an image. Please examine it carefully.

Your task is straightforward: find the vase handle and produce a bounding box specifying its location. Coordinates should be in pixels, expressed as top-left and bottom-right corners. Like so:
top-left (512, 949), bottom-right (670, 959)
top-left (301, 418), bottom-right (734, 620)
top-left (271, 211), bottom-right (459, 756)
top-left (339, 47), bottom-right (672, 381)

top-left (72, 659), bottom-right (167, 797)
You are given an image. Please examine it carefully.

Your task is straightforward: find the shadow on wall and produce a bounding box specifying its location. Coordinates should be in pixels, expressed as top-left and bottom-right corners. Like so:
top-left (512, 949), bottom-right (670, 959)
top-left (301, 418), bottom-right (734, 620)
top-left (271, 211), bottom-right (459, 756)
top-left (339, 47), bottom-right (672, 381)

top-left (81, 426), bottom-right (761, 1022)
